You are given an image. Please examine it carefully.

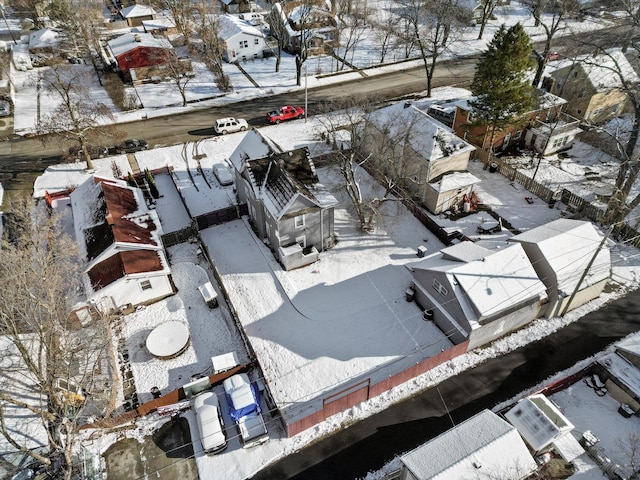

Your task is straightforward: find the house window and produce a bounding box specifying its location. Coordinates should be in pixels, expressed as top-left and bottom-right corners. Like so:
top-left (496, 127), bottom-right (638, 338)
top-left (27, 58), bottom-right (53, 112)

top-left (463, 131), bottom-right (469, 141)
top-left (296, 235), bottom-right (306, 248)
top-left (140, 280), bottom-right (152, 291)
top-left (612, 105), bottom-right (620, 113)
top-left (254, 38), bottom-right (260, 45)
top-left (433, 278), bottom-right (448, 297)
top-left (514, 130), bottom-right (522, 140)
top-left (294, 214), bottom-right (305, 228)
top-left (467, 111), bottom-right (474, 122)
top-left (552, 136), bottom-right (568, 148)
top-left (125, 56), bottom-right (132, 61)
top-left (593, 108), bottom-right (602, 116)
top-left (240, 40), bottom-right (248, 48)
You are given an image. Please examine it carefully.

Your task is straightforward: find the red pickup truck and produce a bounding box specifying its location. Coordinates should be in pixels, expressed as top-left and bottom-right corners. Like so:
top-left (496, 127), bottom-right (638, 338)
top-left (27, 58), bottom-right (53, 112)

top-left (267, 105), bottom-right (305, 124)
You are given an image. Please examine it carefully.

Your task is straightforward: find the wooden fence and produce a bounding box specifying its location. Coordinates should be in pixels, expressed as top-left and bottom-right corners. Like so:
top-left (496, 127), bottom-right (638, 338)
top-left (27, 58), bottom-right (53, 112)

top-left (497, 162), bottom-right (556, 203)
top-left (195, 204), bottom-right (249, 231)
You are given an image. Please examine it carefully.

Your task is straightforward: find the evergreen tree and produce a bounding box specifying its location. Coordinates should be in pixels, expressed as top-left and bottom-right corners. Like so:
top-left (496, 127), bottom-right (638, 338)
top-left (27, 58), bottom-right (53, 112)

top-left (469, 23), bottom-right (536, 162)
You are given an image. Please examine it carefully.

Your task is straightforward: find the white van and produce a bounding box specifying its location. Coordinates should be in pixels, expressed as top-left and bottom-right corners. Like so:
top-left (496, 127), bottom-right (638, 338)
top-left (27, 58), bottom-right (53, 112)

top-left (193, 391), bottom-right (227, 454)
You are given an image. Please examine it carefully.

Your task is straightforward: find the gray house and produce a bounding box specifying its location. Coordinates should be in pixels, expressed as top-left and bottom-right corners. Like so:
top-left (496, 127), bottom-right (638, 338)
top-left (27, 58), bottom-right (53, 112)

top-left (229, 129), bottom-right (338, 270)
top-left (407, 241), bottom-right (547, 350)
top-left (509, 219), bottom-right (610, 317)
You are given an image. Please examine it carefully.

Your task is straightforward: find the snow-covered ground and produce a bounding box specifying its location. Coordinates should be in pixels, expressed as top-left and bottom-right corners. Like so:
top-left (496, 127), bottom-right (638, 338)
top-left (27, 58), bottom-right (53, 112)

top-left (33, 98), bottom-right (637, 479)
top-left (1, 1), bottom-right (618, 134)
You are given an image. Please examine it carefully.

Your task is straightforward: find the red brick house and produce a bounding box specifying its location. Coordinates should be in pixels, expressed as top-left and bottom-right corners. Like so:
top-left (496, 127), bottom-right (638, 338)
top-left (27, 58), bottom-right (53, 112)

top-left (107, 32), bottom-right (176, 82)
top-left (452, 89), bottom-right (581, 162)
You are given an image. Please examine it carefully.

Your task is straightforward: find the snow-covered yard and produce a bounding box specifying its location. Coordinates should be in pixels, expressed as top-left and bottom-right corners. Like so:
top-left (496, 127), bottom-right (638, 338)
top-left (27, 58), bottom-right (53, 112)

top-left (35, 105), bottom-right (635, 479)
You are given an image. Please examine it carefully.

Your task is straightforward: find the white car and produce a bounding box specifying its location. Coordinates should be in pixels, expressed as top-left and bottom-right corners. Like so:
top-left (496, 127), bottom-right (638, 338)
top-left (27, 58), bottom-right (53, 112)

top-left (193, 391), bottom-right (227, 454)
top-left (214, 117), bottom-right (248, 135)
top-left (213, 162), bottom-right (234, 186)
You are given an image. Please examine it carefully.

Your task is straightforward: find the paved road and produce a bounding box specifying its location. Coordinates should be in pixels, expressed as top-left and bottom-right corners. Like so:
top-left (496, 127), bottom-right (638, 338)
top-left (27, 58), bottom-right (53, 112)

top-left (252, 289), bottom-right (640, 480)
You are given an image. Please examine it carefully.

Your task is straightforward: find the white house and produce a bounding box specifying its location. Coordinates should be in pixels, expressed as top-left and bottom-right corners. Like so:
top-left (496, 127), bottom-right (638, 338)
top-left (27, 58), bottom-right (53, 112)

top-left (399, 409), bottom-right (537, 480)
top-left (509, 219), bottom-right (610, 317)
top-left (218, 14), bottom-right (265, 63)
top-left (407, 241), bottom-right (548, 350)
top-left (505, 394), bottom-right (584, 462)
top-left (70, 176), bottom-right (174, 311)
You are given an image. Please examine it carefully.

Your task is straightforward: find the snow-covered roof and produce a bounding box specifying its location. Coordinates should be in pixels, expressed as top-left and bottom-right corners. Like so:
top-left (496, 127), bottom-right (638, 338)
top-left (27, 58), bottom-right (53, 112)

top-left (440, 241), bottom-right (491, 263)
top-left (548, 49), bottom-right (640, 91)
top-left (401, 409), bottom-right (537, 480)
top-left (107, 32), bottom-right (172, 58)
top-left (411, 243), bottom-right (547, 320)
top-left (504, 394), bottom-right (574, 452)
top-left (70, 175), bottom-right (162, 260)
top-left (599, 334), bottom-right (640, 399)
top-left (120, 4), bottom-right (156, 18)
top-left (218, 14), bottom-right (263, 40)
top-left (229, 129), bottom-right (283, 172)
top-left (28, 27), bottom-right (60, 50)
top-left (616, 331), bottom-right (640, 360)
top-left (510, 219), bottom-right (610, 295)
top-left (432, 171), bottom-right (480, 193)
top-left (142, 17), bottom-right (176, 31)
top-left (367, 103), bottom-right (475, 162)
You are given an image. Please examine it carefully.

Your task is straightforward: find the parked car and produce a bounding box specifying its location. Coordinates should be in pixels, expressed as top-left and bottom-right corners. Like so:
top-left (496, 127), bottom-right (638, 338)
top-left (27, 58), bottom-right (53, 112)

top-left (116, 139), bottom-right (149, 154)
top-left (214, 117), bottom-right (248, 135)
top-left (267, 105), bottom-right (304, 124)
top-left (212, 162), bottom-right (234, 186)
top-left (546, 51), bottom-right (560, 61)
top-left (193, 391), bottom-right (228, 454)
top-left (223, 373), bottom-right (268, 448)
top-left (0, 100), bottom-right (10, 117)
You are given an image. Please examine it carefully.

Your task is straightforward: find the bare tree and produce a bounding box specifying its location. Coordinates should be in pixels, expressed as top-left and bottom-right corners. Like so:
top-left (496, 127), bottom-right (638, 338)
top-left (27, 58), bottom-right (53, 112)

top-left (10, 0), bottom-right (47, 29)
top-left (335, 0), bottom-right (369, 70)
top-left (476, 0), bottom-right (500, 40)
top-left (571, 3), bottom-right (640, 225)
top-left (398, 0), bottom-right (472, 97)
top-left (193, 2), bottom-right (231, 90)
top-left (152, 0), bottom-right (195, 42)
top-left (35, 65), bottom-right (119, 169)
top-left (268, 4), bottom-right (289, 73)
top-left (50, 0), bottom-right (107, 84)
top-left (371, 6), bottom-right (400, 64)
top-left (0, 199), bottom-right (115, 480)
top-left (523, 0), bottom-right (581, 87)
top-left (152, 47), bottom-right (195, 107)
top-left (318, 96), bottom-right (423, 230)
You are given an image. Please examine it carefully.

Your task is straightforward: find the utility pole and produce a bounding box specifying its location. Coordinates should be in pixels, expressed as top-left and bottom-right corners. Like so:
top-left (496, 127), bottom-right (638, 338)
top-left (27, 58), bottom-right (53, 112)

top-left (304, 64), bottom-right (308, 123)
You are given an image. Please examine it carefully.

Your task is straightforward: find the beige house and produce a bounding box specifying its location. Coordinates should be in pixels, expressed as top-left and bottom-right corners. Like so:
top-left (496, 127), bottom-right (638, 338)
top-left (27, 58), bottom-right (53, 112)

top-left (509, 219), bottom-right (610, 317)
top-left (543, 49), bottom-right (639, 124)
top-left (365, 102), bottom-right (477, 214)
top-left (407, 242), bottom-right (548, 350)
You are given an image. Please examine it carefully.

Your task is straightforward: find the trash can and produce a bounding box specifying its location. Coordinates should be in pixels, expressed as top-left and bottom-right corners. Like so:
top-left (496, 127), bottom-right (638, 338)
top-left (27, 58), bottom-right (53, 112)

top-left (151, 386), bottom-right (162, 399)
top-left (423, 310), bottom-right (434, 321)
top-left (489, 162), bottom-right (498, 173)
top-left (405, 288), bottom-right (415, 302)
